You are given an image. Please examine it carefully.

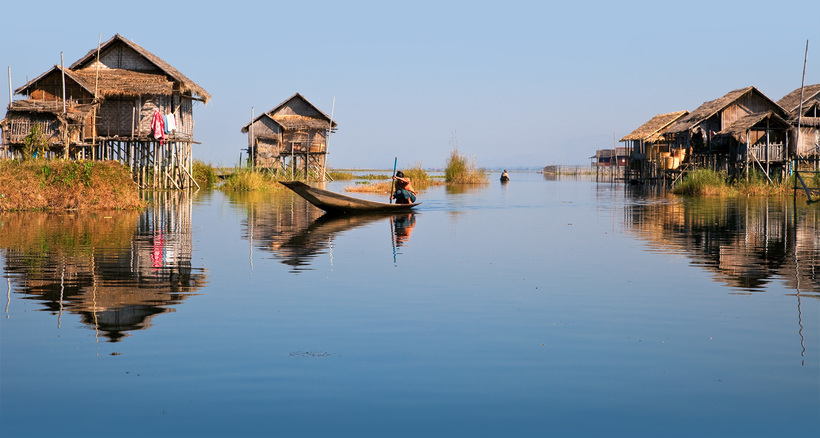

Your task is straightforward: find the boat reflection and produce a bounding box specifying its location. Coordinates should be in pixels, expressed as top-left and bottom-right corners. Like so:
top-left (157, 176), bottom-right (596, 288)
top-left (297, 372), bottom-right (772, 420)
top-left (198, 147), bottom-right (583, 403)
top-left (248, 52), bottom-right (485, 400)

top-left (240, 191), bottom-right (418, 272)
top-left (624, 197), bottom-right (819, 295)
top-left (0, 192), bottom-right (207, 342)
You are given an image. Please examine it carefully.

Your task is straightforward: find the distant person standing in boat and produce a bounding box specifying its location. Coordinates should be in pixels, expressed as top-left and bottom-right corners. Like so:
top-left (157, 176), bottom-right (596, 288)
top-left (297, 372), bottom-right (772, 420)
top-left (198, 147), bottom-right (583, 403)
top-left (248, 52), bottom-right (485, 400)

top-left (392, 171), bottom-right (417, 204)
top-left (500, 169), bottom-right (510, 182)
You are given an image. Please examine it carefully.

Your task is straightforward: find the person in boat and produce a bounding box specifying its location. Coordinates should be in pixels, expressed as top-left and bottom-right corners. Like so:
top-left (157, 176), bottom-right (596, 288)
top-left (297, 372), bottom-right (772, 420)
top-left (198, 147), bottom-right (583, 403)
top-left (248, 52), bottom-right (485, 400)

top-left (500, 169), bottom-right (510, 182)
top-left (392, 171), bottom-right (417, 204)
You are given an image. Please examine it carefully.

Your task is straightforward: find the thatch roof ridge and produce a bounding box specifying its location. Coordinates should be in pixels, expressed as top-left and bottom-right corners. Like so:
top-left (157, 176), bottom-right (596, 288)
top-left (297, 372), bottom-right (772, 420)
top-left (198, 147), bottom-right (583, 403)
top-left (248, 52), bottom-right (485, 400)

top-left (620, 111), bottom-right (689, 142)
top-left (69, 34), bottom-right (210, 103)
top-left (777, 84), bottom-right (820, 113)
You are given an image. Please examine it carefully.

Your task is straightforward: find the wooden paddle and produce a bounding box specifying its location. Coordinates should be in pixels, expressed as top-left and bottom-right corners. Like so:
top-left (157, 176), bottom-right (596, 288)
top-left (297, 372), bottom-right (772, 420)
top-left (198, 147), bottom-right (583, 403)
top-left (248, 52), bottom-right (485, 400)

top-left (389, 157), bottom-right (397, 203)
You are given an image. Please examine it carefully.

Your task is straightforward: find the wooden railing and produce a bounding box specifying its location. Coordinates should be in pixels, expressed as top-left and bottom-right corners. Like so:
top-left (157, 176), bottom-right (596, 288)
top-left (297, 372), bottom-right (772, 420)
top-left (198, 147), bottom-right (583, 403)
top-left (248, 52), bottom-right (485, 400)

top-left (750, 142), bottom-right (786, 162)
top-left (2, 120), bottom-right (61, 144)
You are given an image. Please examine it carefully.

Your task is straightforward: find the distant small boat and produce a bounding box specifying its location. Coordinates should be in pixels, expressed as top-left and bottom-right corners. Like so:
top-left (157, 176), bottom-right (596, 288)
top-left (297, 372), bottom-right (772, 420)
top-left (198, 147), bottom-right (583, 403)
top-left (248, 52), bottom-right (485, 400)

top-left (280, 181), bottom-right (421, 213)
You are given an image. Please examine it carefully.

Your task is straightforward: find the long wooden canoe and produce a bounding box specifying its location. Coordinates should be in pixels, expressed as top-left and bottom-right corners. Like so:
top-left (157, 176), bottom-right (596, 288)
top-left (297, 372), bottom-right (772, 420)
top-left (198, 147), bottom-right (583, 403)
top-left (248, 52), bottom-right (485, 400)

top-left (279, 181), bottom-right (420, 213)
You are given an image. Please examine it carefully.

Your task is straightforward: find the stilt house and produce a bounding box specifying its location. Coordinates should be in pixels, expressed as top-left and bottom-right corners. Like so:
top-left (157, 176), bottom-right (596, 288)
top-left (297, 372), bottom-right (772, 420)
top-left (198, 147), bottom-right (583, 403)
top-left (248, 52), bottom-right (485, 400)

top-left (664, 86), bottom-right (790, 178)
top-left (0, 34), bottom-right (210, 188)
top-left (777, 84), bottom-right (820, 161)
top-left (241, 93), bottom-right (337, 180)
top-left (591, 148), bottom-right (630, 166)
top-left (619, 110), bottom-right (689, 178)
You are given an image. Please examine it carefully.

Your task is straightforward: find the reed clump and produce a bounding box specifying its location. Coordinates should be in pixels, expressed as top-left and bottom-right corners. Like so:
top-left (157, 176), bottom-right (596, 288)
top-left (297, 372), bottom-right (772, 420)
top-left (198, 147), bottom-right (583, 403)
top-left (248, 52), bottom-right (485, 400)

top-left (403, 163), bottom-right (431, 186)
top-left (444, 149), bottom-right (488, 184)
top-left (192, 160), bottom-right (219, 187)
top-left (221, 169), bottom-right (278, 191)
top-left (735, 171), bottom-right (792, 196)
top-left (0, 160), bottom-right (144, 211)
top-left (673, 169), bottom-right (732, 196)
top-left (220, 166), bottom-right (312, 191)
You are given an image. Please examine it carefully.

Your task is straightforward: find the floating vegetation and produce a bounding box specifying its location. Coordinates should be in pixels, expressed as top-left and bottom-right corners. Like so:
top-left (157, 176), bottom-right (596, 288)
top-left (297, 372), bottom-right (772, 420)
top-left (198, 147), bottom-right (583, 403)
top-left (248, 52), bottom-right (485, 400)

top-left (289, 351), bottom-right (332, 358)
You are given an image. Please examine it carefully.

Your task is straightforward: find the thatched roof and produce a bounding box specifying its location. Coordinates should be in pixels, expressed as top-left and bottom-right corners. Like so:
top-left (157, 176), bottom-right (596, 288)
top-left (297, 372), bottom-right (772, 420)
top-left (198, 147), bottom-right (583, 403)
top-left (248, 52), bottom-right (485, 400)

top-left (776, 84), bottom-right (820, 114)
top-left (666, 86), bottom-right (784, 134)
top-left (795, 99), bottom-right (820, 127)
top-left (797, 117), bottom-right (820, 127)
top-left (620, 111), bottom-right (689, 142)
top-left (69, 34), bottom-right (210, 103)
top-left (718, 111), bottom-right (791, 137)
top-left (272, 114), bottom-right (332, 130)
top-left (72, 67), bottom-right (174, 97)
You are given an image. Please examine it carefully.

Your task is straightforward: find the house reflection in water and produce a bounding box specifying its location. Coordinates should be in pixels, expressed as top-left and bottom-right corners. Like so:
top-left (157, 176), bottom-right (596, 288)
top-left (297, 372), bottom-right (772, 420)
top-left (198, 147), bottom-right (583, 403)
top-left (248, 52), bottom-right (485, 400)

top-left (623, 197), bottom-right (819, 294)
top-left (0, 192), bottom-right (207, 342)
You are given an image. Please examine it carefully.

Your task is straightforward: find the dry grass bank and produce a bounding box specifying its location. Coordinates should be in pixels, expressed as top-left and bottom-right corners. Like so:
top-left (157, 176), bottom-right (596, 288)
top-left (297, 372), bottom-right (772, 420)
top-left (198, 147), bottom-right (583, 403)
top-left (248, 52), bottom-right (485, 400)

top-left (0, 160), bottom-right (144, 211)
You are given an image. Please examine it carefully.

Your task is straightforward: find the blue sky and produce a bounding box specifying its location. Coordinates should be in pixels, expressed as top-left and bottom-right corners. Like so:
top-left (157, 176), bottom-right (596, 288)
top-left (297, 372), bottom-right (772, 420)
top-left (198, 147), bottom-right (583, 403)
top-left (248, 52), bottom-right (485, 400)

top-left (2, 0), bottom-right (818, 169)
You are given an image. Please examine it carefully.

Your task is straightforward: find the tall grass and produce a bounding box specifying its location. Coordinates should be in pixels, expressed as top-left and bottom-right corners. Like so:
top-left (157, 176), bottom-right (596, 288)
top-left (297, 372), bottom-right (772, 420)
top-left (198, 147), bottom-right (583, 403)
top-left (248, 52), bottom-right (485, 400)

top-left (735, 170), bottom-right (792, 196)
top-left (221, 169), bottom-right (276, 191)
top-left (444, 149), bottom-right (488, 184)
top-left (220, 167), bottom-right (311, 191)
top-left (672, 169), bottom-right (732, 196)
top-left (403, 163), bottom-right (431, 186)
top-left (192, 160), bottom-right (219, 187)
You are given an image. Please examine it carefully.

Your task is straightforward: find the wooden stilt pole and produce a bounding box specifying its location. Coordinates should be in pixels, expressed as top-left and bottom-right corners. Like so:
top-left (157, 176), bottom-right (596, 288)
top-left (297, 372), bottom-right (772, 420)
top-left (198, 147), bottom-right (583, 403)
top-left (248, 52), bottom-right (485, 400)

top-left (60, 52), bottom-right (68, 159)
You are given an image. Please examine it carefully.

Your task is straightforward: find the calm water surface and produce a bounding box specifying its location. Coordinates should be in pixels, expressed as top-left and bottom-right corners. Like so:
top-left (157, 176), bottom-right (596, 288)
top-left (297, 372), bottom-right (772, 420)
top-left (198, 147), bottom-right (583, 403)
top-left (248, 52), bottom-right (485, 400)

top-left (1, 172), bottom-right (818, 437)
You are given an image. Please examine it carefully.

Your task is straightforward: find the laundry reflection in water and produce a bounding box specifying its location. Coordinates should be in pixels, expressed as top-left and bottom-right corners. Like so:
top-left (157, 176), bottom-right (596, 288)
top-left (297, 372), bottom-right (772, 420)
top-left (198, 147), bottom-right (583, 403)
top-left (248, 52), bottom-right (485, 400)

top-left (0, 192), bottom-right (207, 341)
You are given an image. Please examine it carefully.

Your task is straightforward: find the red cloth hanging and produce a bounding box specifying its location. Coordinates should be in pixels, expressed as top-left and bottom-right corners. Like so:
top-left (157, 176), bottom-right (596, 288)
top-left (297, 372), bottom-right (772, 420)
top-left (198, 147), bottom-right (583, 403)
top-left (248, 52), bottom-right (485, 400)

top-left (151, 110), bottom-right (166, 144)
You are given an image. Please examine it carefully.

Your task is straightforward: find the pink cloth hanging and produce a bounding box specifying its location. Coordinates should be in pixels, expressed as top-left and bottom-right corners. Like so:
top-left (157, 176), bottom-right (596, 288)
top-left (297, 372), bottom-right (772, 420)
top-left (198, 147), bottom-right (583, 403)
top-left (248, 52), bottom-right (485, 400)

top-left (151, 110), bottom-right (166, 144)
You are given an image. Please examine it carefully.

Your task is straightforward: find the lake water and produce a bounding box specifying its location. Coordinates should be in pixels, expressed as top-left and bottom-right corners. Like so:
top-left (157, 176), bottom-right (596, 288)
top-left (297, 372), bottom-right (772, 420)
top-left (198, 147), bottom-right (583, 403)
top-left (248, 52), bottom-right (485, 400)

top-left (1, 172), bottom-right (818, 437)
